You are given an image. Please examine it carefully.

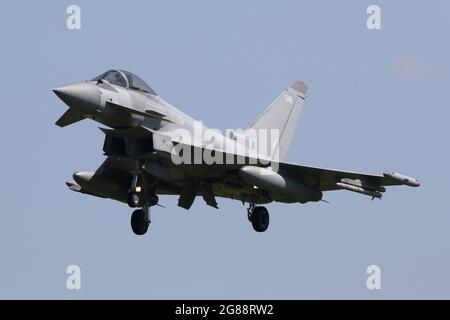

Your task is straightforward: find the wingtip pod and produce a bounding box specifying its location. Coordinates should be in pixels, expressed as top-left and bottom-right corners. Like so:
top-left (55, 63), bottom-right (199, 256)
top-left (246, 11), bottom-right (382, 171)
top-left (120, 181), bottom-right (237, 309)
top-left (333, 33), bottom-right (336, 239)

top-left (289, 80), bottom-right (308, 96)
top-left (383, 171), bottom-right (420, 187)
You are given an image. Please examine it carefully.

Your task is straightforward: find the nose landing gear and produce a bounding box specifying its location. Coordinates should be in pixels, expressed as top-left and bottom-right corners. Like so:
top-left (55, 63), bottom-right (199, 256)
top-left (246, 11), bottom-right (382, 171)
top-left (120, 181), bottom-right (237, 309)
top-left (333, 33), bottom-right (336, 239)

top-left (127, 164), bottom-right (159, 236)
top-left (130, 197), bottom-right (158, 236)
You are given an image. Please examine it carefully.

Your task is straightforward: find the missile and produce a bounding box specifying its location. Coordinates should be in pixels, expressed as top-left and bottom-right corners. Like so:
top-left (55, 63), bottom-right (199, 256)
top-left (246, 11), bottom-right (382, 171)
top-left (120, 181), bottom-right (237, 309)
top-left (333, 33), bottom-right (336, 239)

top-left (239, 166), bottom-right (322, 203)
top-left (383, 171), bottom-right (420, 187)
top-left (336, 182), bottom-right (382, 199)
top-left (66, 180), bottom-right (82, 192)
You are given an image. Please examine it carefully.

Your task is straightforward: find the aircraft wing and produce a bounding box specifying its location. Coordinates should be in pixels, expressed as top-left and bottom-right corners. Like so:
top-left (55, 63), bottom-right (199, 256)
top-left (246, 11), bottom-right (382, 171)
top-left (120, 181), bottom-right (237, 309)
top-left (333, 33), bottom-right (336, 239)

top-left (66, 157), bottom-right (131, 200)
top-left (152, 140), bottom-right (420, 202)
top-left (278, 161), bottom-right (420, 193)
top-left (92, 156), bottom-right (132, 177)
top-left (162, 140), bottom-right (420, 192)
top-left (67, 128), bottom-right (419, 207)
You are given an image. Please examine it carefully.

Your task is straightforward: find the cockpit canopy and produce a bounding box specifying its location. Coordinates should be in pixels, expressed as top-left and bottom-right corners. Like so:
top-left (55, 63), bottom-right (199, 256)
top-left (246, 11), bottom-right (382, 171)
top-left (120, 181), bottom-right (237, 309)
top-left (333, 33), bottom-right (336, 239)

top-left (91, 69), bottom-right (157, 95)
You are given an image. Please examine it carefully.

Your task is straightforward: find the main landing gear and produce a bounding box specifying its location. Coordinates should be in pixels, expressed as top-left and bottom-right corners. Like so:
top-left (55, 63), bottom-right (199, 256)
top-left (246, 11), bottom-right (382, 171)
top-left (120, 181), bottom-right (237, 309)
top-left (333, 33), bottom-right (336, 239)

top-left (127, 165), bottom-right (159, 236)
top-left (247, 202), bottom-right (270, 232)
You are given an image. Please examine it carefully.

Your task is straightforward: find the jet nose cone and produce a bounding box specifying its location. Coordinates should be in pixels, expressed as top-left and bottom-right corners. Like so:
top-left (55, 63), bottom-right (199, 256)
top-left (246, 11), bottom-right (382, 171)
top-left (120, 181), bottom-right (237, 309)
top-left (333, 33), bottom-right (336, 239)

top-left (53, 82), bottom-right (100, 114)
top-left (52, 86), bottom-right (70, 98)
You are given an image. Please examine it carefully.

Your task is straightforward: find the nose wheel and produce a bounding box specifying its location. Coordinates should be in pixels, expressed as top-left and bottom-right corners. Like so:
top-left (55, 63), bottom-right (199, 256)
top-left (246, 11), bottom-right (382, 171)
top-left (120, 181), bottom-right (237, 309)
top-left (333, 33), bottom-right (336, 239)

top-left (131, 209), bottom-right (149, 235)
top-left (247, 203), bottom-right (270, 232)
top-left (129, 194), bottom-right (159, 236)
top-left (127, 164), bottom-right (160, 235)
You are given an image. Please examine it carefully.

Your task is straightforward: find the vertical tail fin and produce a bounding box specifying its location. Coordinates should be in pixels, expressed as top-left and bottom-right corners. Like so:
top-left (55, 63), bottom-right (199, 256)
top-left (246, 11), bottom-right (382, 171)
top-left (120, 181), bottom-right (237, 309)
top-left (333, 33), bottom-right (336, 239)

top-left (245, 81), bottom-right (308, 161)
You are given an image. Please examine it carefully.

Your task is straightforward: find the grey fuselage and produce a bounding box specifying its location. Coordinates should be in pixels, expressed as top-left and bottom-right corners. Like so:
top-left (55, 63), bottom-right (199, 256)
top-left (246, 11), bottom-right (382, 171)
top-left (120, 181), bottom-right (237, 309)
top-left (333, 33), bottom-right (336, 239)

top-left (54, 79), bottom-right (258, 161)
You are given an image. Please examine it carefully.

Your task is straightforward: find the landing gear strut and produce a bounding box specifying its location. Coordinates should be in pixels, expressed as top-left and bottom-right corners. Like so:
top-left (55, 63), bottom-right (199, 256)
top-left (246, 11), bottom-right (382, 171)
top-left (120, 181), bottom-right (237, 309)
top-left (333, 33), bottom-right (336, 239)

top-left (127, 168), bottom-right (143, 208)
top-left (247, 202), bottom-right (270, 232)
top-left (127, 162), bottom-right (159, 236)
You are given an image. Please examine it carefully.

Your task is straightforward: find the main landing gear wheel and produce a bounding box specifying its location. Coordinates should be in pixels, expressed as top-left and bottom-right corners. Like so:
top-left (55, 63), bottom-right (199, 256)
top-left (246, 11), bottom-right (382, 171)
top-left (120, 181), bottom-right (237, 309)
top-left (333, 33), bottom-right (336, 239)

top-left (127, 191), bottom-right (142, 208)
top-left (250, 206), bottom-right (270, 232)
top-left (131, 209), bottom-right (149, 235)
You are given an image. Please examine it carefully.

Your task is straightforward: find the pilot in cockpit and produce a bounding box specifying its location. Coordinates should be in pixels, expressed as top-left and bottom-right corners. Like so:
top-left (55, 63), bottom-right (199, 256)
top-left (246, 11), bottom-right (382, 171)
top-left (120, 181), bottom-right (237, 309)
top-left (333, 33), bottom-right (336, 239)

top-left (92, 69), bottom-right (157, 95)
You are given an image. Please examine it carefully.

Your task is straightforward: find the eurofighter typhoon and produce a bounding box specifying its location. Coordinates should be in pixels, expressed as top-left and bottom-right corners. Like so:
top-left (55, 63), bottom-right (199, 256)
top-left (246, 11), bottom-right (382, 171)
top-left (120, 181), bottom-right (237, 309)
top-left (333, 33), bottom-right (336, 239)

top-left (53, 70), bottom-right (420, 235)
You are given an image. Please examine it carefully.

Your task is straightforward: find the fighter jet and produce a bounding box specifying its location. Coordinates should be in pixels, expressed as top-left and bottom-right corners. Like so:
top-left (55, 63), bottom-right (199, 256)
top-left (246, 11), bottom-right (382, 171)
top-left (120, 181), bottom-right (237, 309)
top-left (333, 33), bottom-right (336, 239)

top-left (53, 69), bottom-right (420, 235)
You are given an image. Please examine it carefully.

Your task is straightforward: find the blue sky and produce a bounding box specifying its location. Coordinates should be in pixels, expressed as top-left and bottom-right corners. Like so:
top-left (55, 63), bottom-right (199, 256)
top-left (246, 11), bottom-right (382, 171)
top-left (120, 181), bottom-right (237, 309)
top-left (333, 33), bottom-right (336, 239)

top-left (0, 1), bottom-right (448, 299)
